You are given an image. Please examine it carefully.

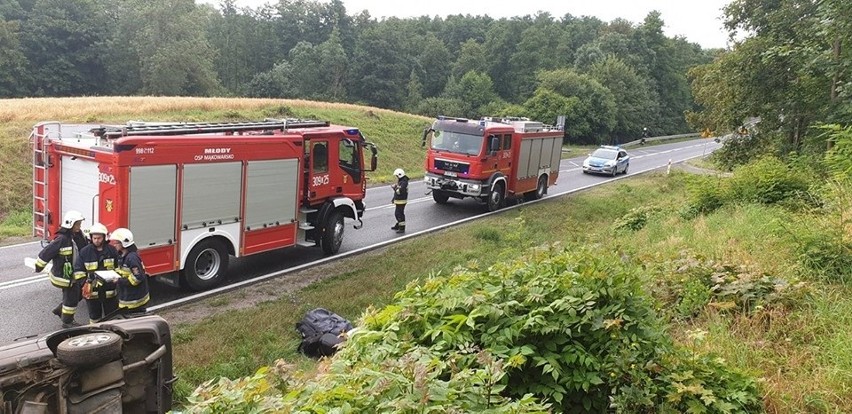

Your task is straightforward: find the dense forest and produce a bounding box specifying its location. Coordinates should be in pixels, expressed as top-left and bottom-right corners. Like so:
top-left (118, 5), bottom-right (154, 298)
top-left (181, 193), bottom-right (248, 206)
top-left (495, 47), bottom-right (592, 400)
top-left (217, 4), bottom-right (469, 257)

top-left (0, 0), bottom-right (716, 143)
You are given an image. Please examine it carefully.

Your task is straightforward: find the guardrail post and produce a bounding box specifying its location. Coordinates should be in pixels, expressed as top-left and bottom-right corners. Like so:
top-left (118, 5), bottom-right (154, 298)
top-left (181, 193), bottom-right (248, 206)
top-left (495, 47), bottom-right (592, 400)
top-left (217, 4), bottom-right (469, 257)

top-left (667, 159), bottom-right (672, 175)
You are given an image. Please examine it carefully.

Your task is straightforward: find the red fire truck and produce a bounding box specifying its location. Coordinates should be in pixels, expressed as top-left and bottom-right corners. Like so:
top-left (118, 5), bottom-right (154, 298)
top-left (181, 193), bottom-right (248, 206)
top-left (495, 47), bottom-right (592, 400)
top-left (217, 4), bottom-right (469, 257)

top-left (31, 119), bottom-right (378, 291)
top-left (421, 116), bottom-right (564, 211)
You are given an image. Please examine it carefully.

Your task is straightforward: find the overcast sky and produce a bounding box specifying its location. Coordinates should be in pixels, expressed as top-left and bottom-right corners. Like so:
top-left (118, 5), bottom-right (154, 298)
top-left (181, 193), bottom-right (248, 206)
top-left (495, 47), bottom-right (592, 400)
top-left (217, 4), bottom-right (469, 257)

top-left (198, 0), bottom-right (733, 49)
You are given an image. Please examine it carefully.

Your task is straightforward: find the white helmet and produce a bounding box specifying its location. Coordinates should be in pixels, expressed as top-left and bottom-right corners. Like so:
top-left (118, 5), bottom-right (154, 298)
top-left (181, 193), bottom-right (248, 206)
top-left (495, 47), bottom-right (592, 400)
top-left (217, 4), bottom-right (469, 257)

top-left (88, 222), bottom-right (109, 237)
top-left (60, 210), bottom-right (85, 229)
top-left (109, 227), bottom-right (134, 248)
top-left (393, 168), bottom-right (405, 178)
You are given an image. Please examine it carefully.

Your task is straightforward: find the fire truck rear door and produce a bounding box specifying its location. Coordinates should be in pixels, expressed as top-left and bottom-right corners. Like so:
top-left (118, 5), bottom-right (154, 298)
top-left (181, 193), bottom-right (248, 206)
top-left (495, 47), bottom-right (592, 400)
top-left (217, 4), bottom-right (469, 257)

top-left (61, 156), bottom-right (100, 223)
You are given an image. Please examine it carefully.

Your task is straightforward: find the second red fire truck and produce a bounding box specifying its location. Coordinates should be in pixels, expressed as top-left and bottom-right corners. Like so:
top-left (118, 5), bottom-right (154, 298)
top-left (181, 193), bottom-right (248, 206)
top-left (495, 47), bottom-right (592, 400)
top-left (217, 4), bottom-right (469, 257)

top-left (31, 119), bottom-right (377, 291)
top-left (421, 116), bottom-right (564, 211)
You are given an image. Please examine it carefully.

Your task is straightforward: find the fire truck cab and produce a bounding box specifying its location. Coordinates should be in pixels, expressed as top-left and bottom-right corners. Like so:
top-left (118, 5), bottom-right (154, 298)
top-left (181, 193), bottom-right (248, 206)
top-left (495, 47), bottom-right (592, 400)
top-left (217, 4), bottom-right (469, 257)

top-left (421, 116), bottom-right (564, 211)
top-left (31, 119), bottom-right (378, 291)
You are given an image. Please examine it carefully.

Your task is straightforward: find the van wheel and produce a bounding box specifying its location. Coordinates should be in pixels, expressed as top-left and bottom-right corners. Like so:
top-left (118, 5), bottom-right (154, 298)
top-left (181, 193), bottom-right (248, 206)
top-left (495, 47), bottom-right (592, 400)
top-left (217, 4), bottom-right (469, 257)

top-left (181, 239), bottom-right (229, 291)
top-left (56, 332), bottom-right (123, 367)
top-left (486, 182), bottom-right (505, 212)
top-left (432, 190), bottom-right (450, 204)
top-left (321, 210), bottom-right (344, 255)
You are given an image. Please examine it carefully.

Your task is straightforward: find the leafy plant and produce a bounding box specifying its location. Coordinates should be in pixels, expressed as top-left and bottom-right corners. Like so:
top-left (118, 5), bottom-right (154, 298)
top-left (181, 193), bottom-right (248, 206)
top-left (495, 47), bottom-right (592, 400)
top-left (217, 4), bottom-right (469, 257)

top-left (680, 175), bottom-right (729, 219)
top-left (650, 254), bottom-right (803, 320)
top-left (613, 205), bottom-right (661, 231)
top-left (728, 156), bottom-right (813, 206)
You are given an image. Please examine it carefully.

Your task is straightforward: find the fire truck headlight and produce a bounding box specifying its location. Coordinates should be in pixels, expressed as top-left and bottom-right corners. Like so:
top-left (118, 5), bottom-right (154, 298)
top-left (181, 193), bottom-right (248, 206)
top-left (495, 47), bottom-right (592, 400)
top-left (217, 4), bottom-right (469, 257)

top-left (469, 184), bottom-right (480, 192)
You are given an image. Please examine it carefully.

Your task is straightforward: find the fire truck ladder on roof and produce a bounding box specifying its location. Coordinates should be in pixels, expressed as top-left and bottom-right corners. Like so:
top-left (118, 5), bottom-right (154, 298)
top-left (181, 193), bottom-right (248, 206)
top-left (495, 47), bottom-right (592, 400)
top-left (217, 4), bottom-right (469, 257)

top-left (32, 123), bottom-right (57, 241)
top-left (92, 119), bottom-right (331, 138)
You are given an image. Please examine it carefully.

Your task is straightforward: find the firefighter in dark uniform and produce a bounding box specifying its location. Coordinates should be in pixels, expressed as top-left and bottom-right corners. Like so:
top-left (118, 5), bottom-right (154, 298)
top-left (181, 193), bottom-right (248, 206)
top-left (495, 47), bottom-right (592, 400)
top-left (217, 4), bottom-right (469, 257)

top-left (74, 223), bottom-right (119, 323)
top-left (391, 168), bottom-right (409, 233)
top-left (108, 228), bottom-right (150, 314)
top-left (34, 210), bottom-right (89, 328)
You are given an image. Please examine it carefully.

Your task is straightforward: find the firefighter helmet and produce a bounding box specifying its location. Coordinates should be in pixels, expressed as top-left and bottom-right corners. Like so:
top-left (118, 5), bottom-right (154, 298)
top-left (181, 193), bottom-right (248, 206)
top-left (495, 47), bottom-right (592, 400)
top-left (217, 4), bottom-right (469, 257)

top-left (393, 168), bottom-right (405, 178)
top-left (109, 227), bottom-right (135, 248)
top-left (60, 210), bottom-right (85, 229)
top-left (88, 222), bottom-right (109, 237)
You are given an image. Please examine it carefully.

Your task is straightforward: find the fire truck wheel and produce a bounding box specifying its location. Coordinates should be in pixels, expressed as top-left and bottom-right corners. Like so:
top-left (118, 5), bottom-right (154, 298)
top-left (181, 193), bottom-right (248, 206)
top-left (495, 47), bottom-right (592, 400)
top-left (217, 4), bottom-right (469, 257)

top-left (486, 182), bottom-right (505, 212)
top-left (182, 239), bottom-right (229, 291)
top-left (321, 210), bottom-right (344, 255)
top-left (56, 332), bottom-right (123, 367)
top-left (525, 175), bottom-right (547, 201)
top-left (432, 190), bottom-right (450, 204)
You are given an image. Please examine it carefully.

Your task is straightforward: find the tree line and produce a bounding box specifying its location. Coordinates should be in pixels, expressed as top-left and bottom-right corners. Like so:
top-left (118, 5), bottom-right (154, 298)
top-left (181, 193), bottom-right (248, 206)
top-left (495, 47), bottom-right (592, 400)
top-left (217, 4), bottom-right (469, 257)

top-left (688, 0), bottom-right (851, 163)
top-left (0, 0), bottom-right (716, 143)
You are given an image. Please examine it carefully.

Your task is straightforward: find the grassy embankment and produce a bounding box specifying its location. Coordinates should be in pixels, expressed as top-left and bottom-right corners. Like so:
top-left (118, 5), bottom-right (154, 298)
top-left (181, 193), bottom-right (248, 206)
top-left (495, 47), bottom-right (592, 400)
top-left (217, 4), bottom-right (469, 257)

top-left (165, 170), bottom-right (851, 413)
top-left (0, 97), bottom-right (431, 239)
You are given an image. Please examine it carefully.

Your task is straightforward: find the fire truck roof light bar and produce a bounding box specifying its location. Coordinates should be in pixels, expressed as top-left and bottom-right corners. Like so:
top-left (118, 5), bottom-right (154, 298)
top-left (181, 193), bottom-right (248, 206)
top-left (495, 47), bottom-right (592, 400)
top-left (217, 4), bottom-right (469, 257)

top-left (92, 119), bottom-right (330, 138)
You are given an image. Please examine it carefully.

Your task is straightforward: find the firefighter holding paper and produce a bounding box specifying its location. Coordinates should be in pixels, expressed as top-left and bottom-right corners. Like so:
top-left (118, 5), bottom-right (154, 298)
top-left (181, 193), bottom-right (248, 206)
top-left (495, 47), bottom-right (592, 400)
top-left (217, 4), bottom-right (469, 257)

top-left (74, 223), bottom-right (120, 323)
top-left (109, 228), bottom-right (150, 314)
top-left (34, 210), bottom-right (89, 327)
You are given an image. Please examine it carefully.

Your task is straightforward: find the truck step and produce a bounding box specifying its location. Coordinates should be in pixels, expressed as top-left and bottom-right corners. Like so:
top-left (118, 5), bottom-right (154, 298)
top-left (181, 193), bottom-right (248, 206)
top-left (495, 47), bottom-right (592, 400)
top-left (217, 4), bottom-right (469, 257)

top-left (299, 223), bottom-right (314, 231)
top-left (296, 241), bottom-right (316, 247)
top-left (299, 207), bottom-right (318, 214)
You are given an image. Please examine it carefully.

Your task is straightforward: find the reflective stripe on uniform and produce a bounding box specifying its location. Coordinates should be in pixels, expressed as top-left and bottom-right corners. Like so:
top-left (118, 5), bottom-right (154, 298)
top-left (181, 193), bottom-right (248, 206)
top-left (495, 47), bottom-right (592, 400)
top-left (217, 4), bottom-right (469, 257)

top-left (84, 262), bottom-right (98, 271)
top-left (49, 274), bottom-right (71, 288)
top-left (393, 200), bottom-right (407, 205)
top-left (73, 271), bottom-right (86, 280)
top-left (397, 221), bottom-right (406, 226)
top-left (61, 305), bottom-right (76, 315)
top-left (119, 293), bottom-right (150, 309)
top-left (35, 258), bottom-right (48, 268)
top-left (103, 259), bottom-right (115, 269)
top-left (88, 290), bottom-right (117, 299)
top-left (59, 246), bottom-right (73, 256)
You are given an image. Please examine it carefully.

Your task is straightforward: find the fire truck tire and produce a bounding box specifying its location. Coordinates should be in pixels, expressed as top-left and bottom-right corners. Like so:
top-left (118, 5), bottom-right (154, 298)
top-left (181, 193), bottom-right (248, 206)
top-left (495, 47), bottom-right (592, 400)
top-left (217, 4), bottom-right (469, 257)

top-left (432, 190), bottom-right (450, 204)
top-left (182, 239), bottom-right (229, 291)
top-left (486, 182), bottom-right (505, 212)
top-left (321, 210), bottom-right (344, 255)
top-left (524, 175), bottom-right (547, 201)
top-left (56, 332), bottom-right (123, 367)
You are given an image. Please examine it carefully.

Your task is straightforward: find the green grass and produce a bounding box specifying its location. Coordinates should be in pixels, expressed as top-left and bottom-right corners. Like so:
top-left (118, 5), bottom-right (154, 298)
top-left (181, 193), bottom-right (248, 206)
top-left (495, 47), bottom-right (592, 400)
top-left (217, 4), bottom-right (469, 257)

top-left (0, 210), bottom-right (31, 239)
top-left (165, 171), bottom-right (852, 412)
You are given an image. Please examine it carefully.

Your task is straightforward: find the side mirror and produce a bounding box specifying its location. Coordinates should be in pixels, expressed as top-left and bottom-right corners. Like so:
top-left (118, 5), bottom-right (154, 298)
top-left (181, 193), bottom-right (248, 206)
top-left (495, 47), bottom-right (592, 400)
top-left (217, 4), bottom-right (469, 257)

top-left (421, 128), bottom-right (432, 148)
top-left (369, 144), bottom-right (378, 172)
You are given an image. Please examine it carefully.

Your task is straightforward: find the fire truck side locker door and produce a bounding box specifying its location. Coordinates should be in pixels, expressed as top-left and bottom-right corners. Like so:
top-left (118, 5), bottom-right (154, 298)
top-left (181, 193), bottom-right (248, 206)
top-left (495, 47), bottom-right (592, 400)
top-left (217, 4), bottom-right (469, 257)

top-left (242, 159), bottom-right (299, 255)
top-left (547, 137), bottom-right (562, 181)
top-left (128, 164), bottom-right (178, 275)
top-left (180, 162), bottom-right (242, 262)
top-left (60, 156), bottom-right (100, 224)
top-left (518, 139), bottom-right (532, 186)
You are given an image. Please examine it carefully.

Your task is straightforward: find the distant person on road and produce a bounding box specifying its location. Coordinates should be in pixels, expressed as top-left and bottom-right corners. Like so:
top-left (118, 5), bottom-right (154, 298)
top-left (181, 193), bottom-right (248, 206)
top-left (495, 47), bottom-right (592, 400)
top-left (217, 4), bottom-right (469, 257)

top-left (641, 127), bottom-right (649, 145)
top-left (74, 223), bottom-right (120, 323)
top-left (34, 210), bottom-right (89, 328)
top-left (391, 168), bottom-right (409, 234)
top-left (109, 228), bottom-right (150, 315)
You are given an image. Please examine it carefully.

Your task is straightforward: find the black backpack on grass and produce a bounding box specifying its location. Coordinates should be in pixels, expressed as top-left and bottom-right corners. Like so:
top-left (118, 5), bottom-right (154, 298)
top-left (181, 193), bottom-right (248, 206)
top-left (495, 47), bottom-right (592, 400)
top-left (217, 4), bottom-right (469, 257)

top-left (296, 308), bottom-right (353, 358)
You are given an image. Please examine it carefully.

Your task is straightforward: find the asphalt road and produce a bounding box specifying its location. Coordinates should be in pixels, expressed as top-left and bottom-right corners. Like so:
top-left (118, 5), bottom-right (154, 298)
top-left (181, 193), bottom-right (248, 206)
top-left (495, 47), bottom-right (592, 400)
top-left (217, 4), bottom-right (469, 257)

top-left (0, 138), bottom-right (719, 344)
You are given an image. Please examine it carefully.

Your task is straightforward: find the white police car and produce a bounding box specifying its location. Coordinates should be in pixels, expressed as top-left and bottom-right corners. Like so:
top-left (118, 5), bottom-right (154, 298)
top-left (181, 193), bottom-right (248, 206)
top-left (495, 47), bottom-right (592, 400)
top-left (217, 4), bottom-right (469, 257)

top-left (582, 145), bottom-right (630, 176)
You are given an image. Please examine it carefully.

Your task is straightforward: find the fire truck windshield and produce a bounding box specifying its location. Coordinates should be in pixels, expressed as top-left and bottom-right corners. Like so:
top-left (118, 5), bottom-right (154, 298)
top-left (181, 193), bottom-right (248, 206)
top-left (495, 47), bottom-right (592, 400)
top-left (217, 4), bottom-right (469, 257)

top-left (430, 130), bottom-right (483, 156)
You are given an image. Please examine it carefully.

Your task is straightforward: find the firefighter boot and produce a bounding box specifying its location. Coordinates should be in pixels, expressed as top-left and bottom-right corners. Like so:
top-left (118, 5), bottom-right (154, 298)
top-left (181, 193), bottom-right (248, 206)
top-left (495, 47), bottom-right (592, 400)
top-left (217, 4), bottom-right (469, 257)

top-left (396, 225), bottom-right (406, 234)
top-left (51, 303), bottom-right (62, 317)
top-left (61, 311), bottom-right (79, 328)
top-left (391, 223), bottom-right (399, 230)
